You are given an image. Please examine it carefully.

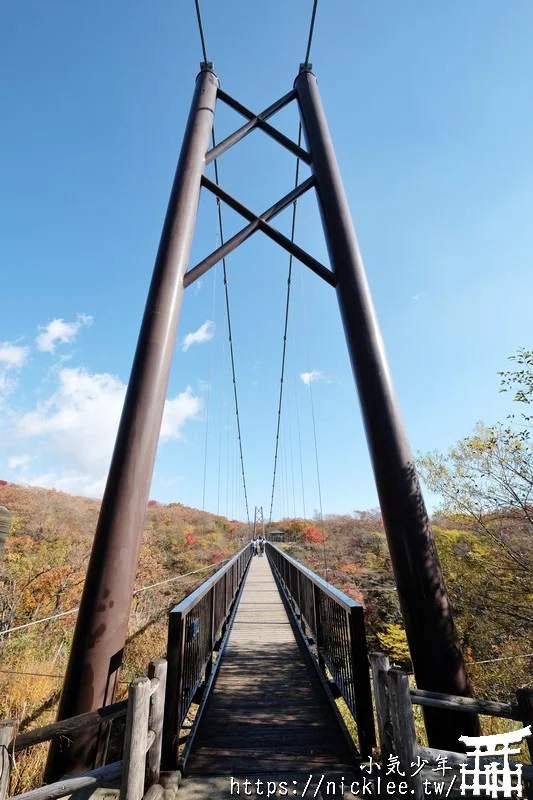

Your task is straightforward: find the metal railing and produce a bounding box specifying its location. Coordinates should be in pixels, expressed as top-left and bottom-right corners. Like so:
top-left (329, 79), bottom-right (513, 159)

top-left (162, 545), bottom-right (251, 767)
top-left (266, 542), bottom-right (376, 758)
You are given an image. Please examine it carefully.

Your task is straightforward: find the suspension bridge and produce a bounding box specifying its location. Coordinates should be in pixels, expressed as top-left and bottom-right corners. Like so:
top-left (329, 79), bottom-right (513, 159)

top-left (2, 2), bottom-right (532, 799)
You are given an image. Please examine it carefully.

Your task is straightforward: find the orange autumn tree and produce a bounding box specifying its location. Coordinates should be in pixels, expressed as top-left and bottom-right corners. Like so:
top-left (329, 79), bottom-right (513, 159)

top-left (302, 524), bottom-right (324, 545)
top-left (274, 518), bottom-right (325, 546)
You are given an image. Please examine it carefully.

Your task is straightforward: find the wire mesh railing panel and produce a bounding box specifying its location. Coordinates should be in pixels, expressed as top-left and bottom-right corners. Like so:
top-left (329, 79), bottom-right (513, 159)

top-left (181, 588), bottom-right (213, 720)
top-left (163, 545), bottom-right (252, 765)
top-left (265, 541), bottom-right (375, 758)
top-left (316, 589), bottom-right (355, 713)
top-left (213, 579), bottom-right (226, 642)
top-left (298, 571), bottom-right (316, 635)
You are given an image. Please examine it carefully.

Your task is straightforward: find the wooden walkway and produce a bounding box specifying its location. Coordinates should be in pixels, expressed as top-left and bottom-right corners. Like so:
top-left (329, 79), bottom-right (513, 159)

top-left (186, 553), bottom-right (357, 776)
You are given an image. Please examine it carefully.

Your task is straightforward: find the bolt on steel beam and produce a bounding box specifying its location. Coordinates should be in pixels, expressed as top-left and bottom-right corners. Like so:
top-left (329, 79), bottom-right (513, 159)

top-left (294, 67), bottom-right (479, 750)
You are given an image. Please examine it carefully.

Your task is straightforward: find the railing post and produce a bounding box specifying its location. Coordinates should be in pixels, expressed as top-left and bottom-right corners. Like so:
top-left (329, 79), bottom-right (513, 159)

top-left (224, 570), bottom-right (229, 613)
top-left (1, 721), bottom-right (16, 800)
top-left (347, 607), bottom-right (376, 759)
top-left (206, 587), bottom-right (215, 682)
top-left (312, 584), bottom-right (326, 674)
top-left (120, 676), bottom-right (151, 800)
top-left (162, 610), bottom-right (185, 769)
top-left (297, 571), bottom-right (307, 636)
top-left (387, 669), bottom-right (423, 800)
top-left (370, 653), bottom-right (393, 766)
top-left (289, 564), bottom-right (295, 609)
top-left (147, 659), bottom-right (167, 787)
top-left (516, 689), bottom-right (533, 762)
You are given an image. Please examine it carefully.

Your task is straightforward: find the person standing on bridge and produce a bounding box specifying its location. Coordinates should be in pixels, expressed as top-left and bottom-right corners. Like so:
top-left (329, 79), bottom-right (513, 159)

top-left (250, 538), bottom-right (257, 557)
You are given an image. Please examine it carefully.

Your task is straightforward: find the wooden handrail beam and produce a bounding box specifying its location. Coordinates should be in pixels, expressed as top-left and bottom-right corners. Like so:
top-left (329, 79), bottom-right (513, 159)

top-left (10, 700), bottom-right (128, 753)
top-left (411, 688), bottom-right (521, 720)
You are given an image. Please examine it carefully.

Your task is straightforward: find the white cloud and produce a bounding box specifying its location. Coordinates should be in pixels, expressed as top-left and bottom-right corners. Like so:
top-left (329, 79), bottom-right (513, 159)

top-left (20, 471), bottom-right (108, 499)
top-left (36, 313), bottom-right (93, 353)
top-left (0, 343), bottom-right (30, 368)
top-left (300, 370), bottom-right (323, 386)
top-left (8, 454), bottom-right (33, 469)
top-left (161, 388), bottom-right (202, 439)
top-left (412, 292), bottom-right (426, 301)
top-left (0, 342), bottom-right (30, 397)
top-left (13, 367), bottom-right (202, 497)
top-left (182, 321), bottom-right (214, 352)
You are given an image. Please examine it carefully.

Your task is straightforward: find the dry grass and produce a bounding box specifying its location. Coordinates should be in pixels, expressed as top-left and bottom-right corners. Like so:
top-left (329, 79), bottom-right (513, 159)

top-left (0, 667), bottom-right (62, 794)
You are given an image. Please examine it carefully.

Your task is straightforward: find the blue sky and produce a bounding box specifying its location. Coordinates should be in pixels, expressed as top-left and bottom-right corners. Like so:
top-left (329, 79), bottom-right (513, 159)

top-left (1, 1), bottom-right (532, 521)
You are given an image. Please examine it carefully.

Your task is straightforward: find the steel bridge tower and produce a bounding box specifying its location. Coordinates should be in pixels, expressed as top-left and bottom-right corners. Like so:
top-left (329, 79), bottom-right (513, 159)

top-left (45, 61), bottom-right (478, 780)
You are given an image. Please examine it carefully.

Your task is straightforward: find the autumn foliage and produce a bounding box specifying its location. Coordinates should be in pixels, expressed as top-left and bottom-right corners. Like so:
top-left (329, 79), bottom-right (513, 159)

top-left (302, 525), bottom-right (323, 544)
top-left (0, 481), bottom-right (246, 793)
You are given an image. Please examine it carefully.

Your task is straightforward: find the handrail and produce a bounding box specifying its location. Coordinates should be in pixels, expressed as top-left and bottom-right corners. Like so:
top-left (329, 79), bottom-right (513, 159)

top-left (162, 542), bottom-right (252, 768)
top-left (169, 546), bottom-right (248, 615)
top-left (411, 688), bottom-right (522, 721)
top-left (11, 699), bottom-right (128, 753)
top-left (266, 542), bottom-right (375, 759)
top-left (267, 543), bottom-right (362, 611)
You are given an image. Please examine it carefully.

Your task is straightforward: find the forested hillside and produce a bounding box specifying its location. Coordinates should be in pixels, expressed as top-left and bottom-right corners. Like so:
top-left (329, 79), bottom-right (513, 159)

top-left (0, 483), bottom-right (246, 792)
top-left (277, 350), bottom-right (533, 703)
top-left (274, 506), bottom-right (532, 702)
top-left (1, 350), bottom-right (531, 790)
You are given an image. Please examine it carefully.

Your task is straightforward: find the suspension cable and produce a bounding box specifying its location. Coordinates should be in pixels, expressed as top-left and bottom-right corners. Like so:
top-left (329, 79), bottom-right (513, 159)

top-left (216, 305), bottom-right (226, 515)
top-left (193, 3), bottom-right (251, 524)
top-left (211, 154), bottom-right (251, 525)
top-left (201, 262), bottom-right (217, 510)
top-left (0, 558), bottom-right (230, 637)
top-left (194, 0), bottom-right (209, 63)
top-left (287, 390), bottom-right (297, 517)
top-left (299, 252), bottom-right (328, 577)
top-left (269, 127), bottom-right (303, 523)
top-left (304, 0), bottom-right (319, 65)
top-left (294, 373), bottom-right (307, 518)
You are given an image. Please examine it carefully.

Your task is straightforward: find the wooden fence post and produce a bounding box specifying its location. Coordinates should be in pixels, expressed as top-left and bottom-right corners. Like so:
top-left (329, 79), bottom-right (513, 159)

top-left (147, 660), bottom-right (167, 787)
top-left (387, 669), bottom-right (423, 800)
top-left (120, 677), bottom-right (151, 800)
top-left (516, 689), bottom-right (533, 762)
top-left (1, 721), bottom-right (17, 800)
top-left (370, 653), bottom-right (393, 765)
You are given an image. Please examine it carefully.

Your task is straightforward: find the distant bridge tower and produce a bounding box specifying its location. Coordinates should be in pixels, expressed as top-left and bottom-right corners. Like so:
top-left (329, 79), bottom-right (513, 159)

top-left (253, 506), bottom-right (264, 538)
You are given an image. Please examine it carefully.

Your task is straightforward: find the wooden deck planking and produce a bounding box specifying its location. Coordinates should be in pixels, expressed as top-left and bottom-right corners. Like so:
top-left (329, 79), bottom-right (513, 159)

top-left (185, 554), bottom-right (356, 775)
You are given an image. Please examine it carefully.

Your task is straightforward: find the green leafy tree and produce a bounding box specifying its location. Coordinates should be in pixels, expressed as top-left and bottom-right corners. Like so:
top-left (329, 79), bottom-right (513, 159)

top-left (417, 350), bottom-right (533, 697)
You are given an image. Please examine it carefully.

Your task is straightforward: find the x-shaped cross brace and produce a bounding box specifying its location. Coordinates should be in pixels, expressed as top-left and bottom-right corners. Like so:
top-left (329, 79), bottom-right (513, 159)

top-left (183, 88), bottom-right (336, 289)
